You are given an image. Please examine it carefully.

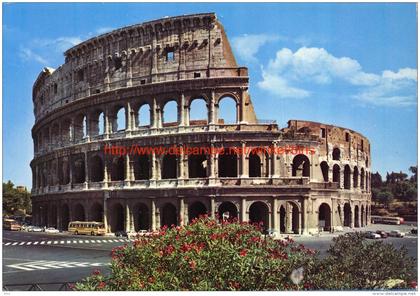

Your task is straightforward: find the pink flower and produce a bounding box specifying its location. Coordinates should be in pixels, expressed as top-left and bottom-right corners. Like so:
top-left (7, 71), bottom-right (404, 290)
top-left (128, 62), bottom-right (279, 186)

top-left (189, 260), bottom-right (196, 270)
top-left (239, 249), bottom-right (247, 257)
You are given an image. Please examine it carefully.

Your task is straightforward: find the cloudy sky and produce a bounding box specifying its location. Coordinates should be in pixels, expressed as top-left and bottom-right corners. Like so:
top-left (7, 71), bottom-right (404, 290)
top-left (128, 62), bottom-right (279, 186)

top-left (3, 3), bottom-right (417, 188)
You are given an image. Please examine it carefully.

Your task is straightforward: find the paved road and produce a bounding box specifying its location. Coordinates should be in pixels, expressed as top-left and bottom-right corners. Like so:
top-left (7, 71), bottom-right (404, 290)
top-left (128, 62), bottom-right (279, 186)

top-left (2, 231), bottom-right (128, 291)
top-left (2, 223), bottom-right (417, 291)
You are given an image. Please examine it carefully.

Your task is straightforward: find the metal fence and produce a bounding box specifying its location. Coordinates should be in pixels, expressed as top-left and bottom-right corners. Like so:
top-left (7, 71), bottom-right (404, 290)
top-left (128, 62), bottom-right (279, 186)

top-left (3, 282), bottom-right (75, 291)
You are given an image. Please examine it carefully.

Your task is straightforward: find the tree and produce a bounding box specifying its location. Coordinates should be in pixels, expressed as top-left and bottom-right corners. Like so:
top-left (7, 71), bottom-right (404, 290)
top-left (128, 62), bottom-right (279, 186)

top-left (409, 166), bottom-right (417, 183)
top-left (377, 190), bottom-right (393, 208)
top-left (2, 181), bottom-right (31, 215)
top-left (371, 172), bottom-right (383, 189)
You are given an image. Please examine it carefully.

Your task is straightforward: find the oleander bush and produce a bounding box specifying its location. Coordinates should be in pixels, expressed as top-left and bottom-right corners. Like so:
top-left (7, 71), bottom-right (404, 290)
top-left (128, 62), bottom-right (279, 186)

top-left (75, 217), bottom-right (417, 291)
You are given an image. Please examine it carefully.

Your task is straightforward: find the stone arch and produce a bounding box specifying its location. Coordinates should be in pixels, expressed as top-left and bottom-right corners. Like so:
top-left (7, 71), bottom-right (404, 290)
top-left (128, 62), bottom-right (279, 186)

top-left (353, 166), bottom-right (359, 188)
top-left (333, 164), bottom-right (340, 185)
top-left (354, 205), bottom-right (360, 228)
top-left (218, 148), bottom-right (238, 177)
top-left (162, 99), bottom-right (178, 125)
top-left (318, 203), bottom-right (331, 231)
top-left (90, 155), bottom-right (104, 182)
top-left (162, 154), bottom-right (177, 179)
top-left (288, 201), bottom-right (300, 234)
top-left (115, 106), bottom-right (126, 131)
top-left (217, 95), bottom-right (238, 124)
top-left (90, 109), bottom-right (105, 136)
top-left (188, 201), bottom-right (207, 222)
top-left (292, 154), bottom-right (310, 177)
top-left (344, 165), bottom-right (351, 189)
top-left (344, 203), bottom-right (351, 227)
top-left (320, 161), bottom-right (329, 182)
top-left (133, 203), bottom-right (150, 231)
top-left (189, 97), bottom-right (208, 125)
top-left (332, 147), bottom-right (341, 160)
top-left (188, 154), bottom-right (207, 178)
top-left (61, 204), bottom-right (70, 230)
top-left (90, 202), bottom-right (103, 222)
top-left (249, 201), bottom-right (269, 230)
top-left (110, 203), bottom-right (125, 232)
top-left (361, 205), bottom-right (365, 227)
top-left (111, 156), bottom-right (125, 181)
top-left (280, 205), bottom-right (286, 233)
top-left (249, 153), bottom-right (261, 177)
top-left (361, 168), bottom-right (365, 190)
top-left (137, 103), bottom-right (151, 127)
top-left (218, 201), bottom-right (238, 221)
top-left (51, 123), bottom-right (60, 145)
top-left (74, 114), bottom-right (87, 140)
top-left (74, 203), bottom-right (86, 221)
top-left (161, 203), bottom-right (177, 227)
top-left (72, 156), bottom-right (85, 184)
top-left (61, 118), bottom-right (72, 143)
top-left (134, 154), bottom-right (150, 180)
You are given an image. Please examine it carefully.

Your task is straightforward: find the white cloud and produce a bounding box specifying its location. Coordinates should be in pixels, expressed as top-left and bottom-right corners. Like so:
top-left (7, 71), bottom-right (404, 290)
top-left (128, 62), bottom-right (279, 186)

top-left (258, 46), bottom-right (417, 107)
top-left (32, 36), bottom-right (83, 52)
top-left (19, 47), bottom-right (48, 65)
top-left (232, 34), bottom-right (281, 62)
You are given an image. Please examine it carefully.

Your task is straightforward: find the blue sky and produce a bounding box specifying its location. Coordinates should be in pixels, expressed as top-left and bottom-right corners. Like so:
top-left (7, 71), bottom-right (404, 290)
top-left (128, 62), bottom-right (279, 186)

top-left (3, 3), bottom-right (417, 188)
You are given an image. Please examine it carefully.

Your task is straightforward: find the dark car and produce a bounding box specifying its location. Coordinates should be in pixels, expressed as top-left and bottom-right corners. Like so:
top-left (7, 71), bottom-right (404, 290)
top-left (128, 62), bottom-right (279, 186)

top-left (376, 230), bottom-right (388, 238)
top-left (411, 228), bottom-right (417, 234)
top-left (115, 230), bottom-right (128, 237)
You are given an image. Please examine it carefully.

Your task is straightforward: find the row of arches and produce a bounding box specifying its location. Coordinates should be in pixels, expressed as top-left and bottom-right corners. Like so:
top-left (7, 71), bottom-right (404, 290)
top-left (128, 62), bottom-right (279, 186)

top-left (35, 95), bottom-right (239, 152)
top-left (320, 162), bottom-right (371, 191)
top-left (34, 199), bottom-right (370, 234)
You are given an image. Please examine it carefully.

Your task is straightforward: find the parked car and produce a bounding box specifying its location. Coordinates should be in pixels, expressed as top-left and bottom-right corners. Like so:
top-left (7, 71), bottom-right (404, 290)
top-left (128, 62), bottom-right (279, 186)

top-left (389, 230), bottom-right (405, 237)
top-left (266, 229), bottom-right (278, 238)
top-left (115, 230), bottom-right (128, 237)
top-left (31, 226), bottom-right (43, 232)
top-left (375, 230), bottom-right (388, 238)
top-left (365, 231), bottom-right (381, 239)
top-left (410, 228), bottom-right (417, 234)
top-left (45, 227), bottom-right (60, 234)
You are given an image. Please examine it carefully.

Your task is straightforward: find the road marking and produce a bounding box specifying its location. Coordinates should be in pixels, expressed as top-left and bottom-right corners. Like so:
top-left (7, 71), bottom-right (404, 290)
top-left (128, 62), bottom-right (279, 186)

top-left (96, 240), bottom-right (102, 243)
top-left (7, 260), bottom-right (109, 271)
top-left (40, 241), bottom-right (45, 245)
top-left (53, 241), bottom-right (58, 244)
top-left (19, 242), bottom-right (25, 245)
top-left (47, 241), bottom-right (52, 244)
top-left (26, 242), bottom-right (32, 245)
top-left (60, 241), bottom-right (65, 244)
top-left (73, 240), bottom-right (78, 243)
top-left (78, 240), bottom-right (84, 243)
top-left (5, 243), bottom-right (11, 246)
top-left (90, 240), bottom-right (96, 243)
top-left (67, 241), bottom-right (71, 244)
top-left (33, 242), bottom-right (39, 245)
top-left (12, 242), bottom-right (18, 246)
top-left (84, 240), bottom-right (90, 243)
top-left (113, 239), bottom-right (120, 242)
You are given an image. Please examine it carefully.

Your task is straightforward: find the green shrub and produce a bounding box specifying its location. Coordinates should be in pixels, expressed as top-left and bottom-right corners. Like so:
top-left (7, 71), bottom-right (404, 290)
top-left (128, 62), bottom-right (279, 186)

top-left (75, 219), bottom-right (416, 291)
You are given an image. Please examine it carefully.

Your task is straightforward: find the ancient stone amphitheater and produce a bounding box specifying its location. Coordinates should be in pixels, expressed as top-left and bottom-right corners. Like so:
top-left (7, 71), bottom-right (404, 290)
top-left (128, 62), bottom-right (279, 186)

top-left (31, 13), bottom-right (371, 235)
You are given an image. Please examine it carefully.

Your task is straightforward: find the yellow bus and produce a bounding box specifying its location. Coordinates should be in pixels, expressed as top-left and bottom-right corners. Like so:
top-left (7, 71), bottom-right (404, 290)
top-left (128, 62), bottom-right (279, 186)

top-left (68, 221), bottom-right (106, 236)
top-left (3, 219), bottom-right (21, 231)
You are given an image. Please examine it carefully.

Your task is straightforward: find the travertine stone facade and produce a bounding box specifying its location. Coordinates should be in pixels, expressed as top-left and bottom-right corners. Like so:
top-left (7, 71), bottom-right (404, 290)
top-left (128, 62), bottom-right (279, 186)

top-left (31, 13), bottom-right (371, 235)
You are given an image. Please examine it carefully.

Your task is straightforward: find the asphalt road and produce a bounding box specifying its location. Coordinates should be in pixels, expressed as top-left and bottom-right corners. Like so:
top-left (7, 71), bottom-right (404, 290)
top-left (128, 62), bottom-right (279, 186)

top-left (2, 223), bottom-right (417, 291)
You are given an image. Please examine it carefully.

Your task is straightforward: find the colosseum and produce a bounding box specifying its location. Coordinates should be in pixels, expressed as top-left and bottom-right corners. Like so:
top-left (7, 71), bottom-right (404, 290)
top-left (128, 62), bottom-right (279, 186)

top-left (30, 13), bottom-right (371, 235)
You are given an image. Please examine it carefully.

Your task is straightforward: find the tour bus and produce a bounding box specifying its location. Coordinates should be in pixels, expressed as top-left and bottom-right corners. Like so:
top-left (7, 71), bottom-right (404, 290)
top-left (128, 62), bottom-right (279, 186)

top-left (68, 221), bottom-right (106, 236)
top-left (371, 216), bottom-right (403, 225)
top-left (3, 219), bottom-right (22, 231)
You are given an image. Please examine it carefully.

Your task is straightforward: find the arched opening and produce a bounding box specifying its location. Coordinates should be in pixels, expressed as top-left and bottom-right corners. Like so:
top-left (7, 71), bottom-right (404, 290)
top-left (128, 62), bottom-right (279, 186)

top-left (360, 168), bottom-right (365, 190)
top-left (58, 158), bottom-right (70, 185)
top-left (61, 119), bottom-right (72, 143)
top-left (320, 161), bottom-right (329, 182)
top-left (74, 203), bottom-right (86, 221)
top-left (218, 202), bottom-right (238, 221)
top-left (90, 203), bottom-right (103, 222)
top-left (337, 205), bottom-right (342, 226)
top-left (189, 97), bottom-right (208, 125)
top-left (116, 107), bottom-right (126, 131)
top-left (249, 202), bottom-right (269, 230)
top-left (90, 155), bottom-right (104, 182)
top-left (188, 202), bottom-right (207, 222)
top-left (162, 100), bottom-right (178, 126)
top-left (361, 205), bottom-right (365, 227)
top-left (188, 154), bottom-right (207, 178)
top-left (318, 203), bottom-right (331, 231)
top-left (344, 203), bottom-right (351, 227)
top-left (110, 203), bottom-right (125, 232)
top-left (249, 153), bottom-right (261, 177)
top-left (365, 205), bottom-right (369, 226)
top-left (162, 154), bottom-right (177, 179)
top-left (280, 205), bottom-right (286, 233)
top-left (89, 110), bottom-right (104, 137)
top-left (333, 164), bottom-right (340, 185)
top-left (218, 149), bottom-right (237, 177)
top-left (344, 165), bottom-right (351, 189)
top-left (98, 112), bottom-right (105, 135)
top-left (292, 154), bottom-right (310, 177)
top-left (288, 202), bottom-right (300, 234)
top-left (82, 116), bottom-right (88, 138)
top-left (61, 204), bottom-right (70, 230)
top-left (332, 148), bottom-right (341, 160)
top-left (137, 104), bottom-right (151, 127)
top-left (134, 155), bottom-right (150, 180)
top-left (72, 157), bottom-right (85, 184)
top-left (51, 123), bottom-right (59, 145)
top-left (161, 203), bottom-right (177, 227)
top-left (133, 203), bottom-right (149, 231)
top-left (111, 156), bottom-right (125, 181)
top-left (218, 96), bottom-right (237, 124)
top-left (353, 166), bottom-right (359, 188)
top-left (354, 205), bottom-right (360, 228)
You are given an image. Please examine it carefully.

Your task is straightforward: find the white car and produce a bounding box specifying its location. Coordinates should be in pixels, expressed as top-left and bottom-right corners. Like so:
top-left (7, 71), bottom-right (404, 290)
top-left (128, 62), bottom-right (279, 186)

top-left (31, 226), bottom-right (43, 232)
top-left (389, 230), bottom-right (405, 237)
top-left (365, 231), bottom-right (381, 239)
top-left (45, 227), bottom-right (60, 233)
